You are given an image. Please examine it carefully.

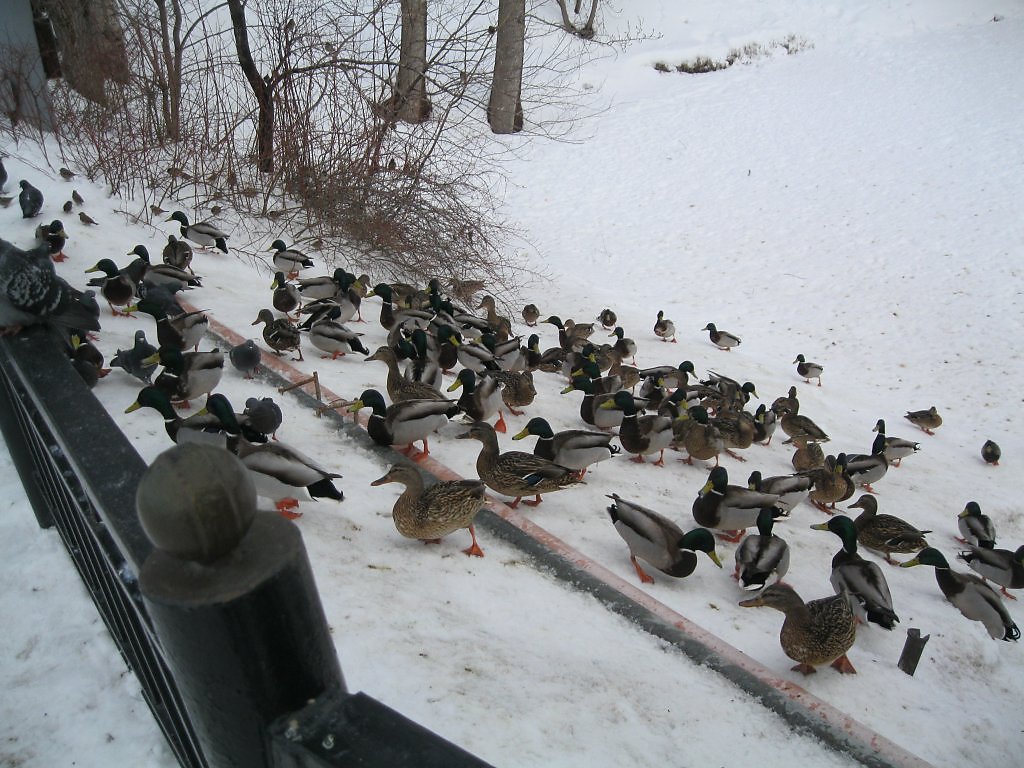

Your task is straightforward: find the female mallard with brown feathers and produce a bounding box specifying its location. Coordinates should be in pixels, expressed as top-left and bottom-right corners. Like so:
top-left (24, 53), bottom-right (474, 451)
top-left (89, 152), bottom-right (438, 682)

top-left (370, 464), bottom-right (486, 556)
top-left (365, 345), bottom-right (446, 403)
top-left (847, 494), bottom-right (930, 564)
top-left (606, 494), bottom-right (722, 584)
top-left (456, 421), bottom-right (581, 508)
top-left (739, 583), bottom-right (858, 675)
top-left (904, 406), bottom-right (942, 435)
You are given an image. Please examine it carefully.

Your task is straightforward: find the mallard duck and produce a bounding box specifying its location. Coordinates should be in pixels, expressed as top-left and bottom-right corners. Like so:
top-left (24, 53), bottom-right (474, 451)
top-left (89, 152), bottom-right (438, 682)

top-left (236, 438), bottom-right (343, 518)
top-left (521, 303), bottom-right (540, 326)
top-left (872, 418), bottom-right (919, 467)
top-left (776, 407), bottom-right (829, 443)
top-left (448, 368), bottom-right (507, 432)
top-left (513, 417), bottom-right (618, 473)
top-left (18, 179), bottom-right (43, 218)
top-left (673, 406), bottom-right (724, 467)
top-left (702, 322), bottom-right (740, 351)
top-left (791, 436), bottom-right (825, 472)
top-left (606, 494), bottom-right (722, 584)
top-left (35, 219), bottom-right (68, 262)
top-left (653, 310), bottom-right (676, 343)
top-left (228, 338), bottom-right (262, 379)
top-left (901, 548), bottom-right (1020, 641)
top-left (739, 583), bottom-right (858, 675)
top-left (712, 409), bottom-right (756, 462)
top-left (252, 308), bottom-right (303, 360)
top-left (125, 387), bottom-right (240, 448)
top-left (127, 245), bottom-right (202, 290)
top-left (562, 375), bottom-right (623, 430)
top-left (608, 326), bottom-right (636, 364)
top-left (843, 432), bottom-right (888, 493)
top-left (734, 507), bottom-right (790, 591)
top-left (456, 420), bottom-right (581, 508)
top-left (162, 235), bottom-right (194, 273)
top-left (85, 258), bottom-right (138, 316)
top-left (958, 501), bottom-right (996, 548)
top-left (370, 464), bottom-right (486, 556)
top-left (267, 239), bottom-right (314, 277)
top-left (365, 345), bottom-right (446, 403)
top-left (981, 440), bottom-right (1001, 466)
top-left (145, 346), bottom-right (224, 408)
top-left (803, 454), bottom-right (854, 513)
top-left (349, 389), bottom-right (458, 459)
top-left (271, 271), bottom-right (301, 318)
top-left (297, 268), bottom-right (346, 301)
top-left (493, 369), bottom-right (536, 414)
top-left (598, 308), bottom-right (617, 330)
top-left (847, 494), bottom-right (929, 564)
top-left (747, 470), bottom-right (812, 514)
top-left (692, 466), bottom-right (783, 542)
top-left (905, 406), bottom-right (942, 435)
top-left (601, 390), bottom-right (673, 466)
top-left (793, 354), bottom-right (823, 386)
top-left (958, 544), bottom-right (1024, 599)
top-left (476, 295), bottom-right (513, 337)
top-left (141, 303), bottom-right (208, 351)
top-left (0, 239), bottom-right (100, 335)
top-left (167, 211), bottom-right (229, 252)
top-left (70, 335), bottom-right (107, 387)
top-left (772, 386), bottom-right (799, 416)
top-left (110, 329), bottom-right (158, 383)
top-left (753, 403), bottom-right (777, 445)
top-left (811, 516), bottom-right (899, 629)
top-left (307, 306), bottom-right (369, 359)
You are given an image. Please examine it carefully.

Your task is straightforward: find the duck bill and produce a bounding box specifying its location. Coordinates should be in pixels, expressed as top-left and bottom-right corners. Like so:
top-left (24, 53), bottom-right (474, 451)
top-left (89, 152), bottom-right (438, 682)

top-left (124, 402), bottom-right (141, 413)
top-left (899, 558), bottom-right (921, 568)
top-left (809, 522), bottom-right (829, 531)
top-left (141, 352), bottom-right (161, 366)
top-left (446, 379), bottom-right (464, 392)
top-left (369, 474), bottom-right (391, 487)
top-left (706, 551), bottom-right (723, 568)
top-left (511, 427), bottom-right (530, 440)
top-left (560, 384), bottom-right (575, 394)
top-left (738, 594), bottom-right (766, 608)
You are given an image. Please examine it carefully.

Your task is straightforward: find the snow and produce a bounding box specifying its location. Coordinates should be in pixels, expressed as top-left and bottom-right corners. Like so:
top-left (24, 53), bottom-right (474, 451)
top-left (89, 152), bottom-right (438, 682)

top-left (2, 1), bottom-right (1023, 766)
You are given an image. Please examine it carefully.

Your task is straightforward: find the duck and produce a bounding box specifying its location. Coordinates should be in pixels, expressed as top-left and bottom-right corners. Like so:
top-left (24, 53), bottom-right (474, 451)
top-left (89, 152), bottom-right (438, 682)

top-left (776, 406), bottom-right (829, 443)
top-left (84, 258), bottom-right (138, 316)
top-left (476, 295), bottom-right (513, 337)
top-left (146, 346), bottom-right (224, 408)
top-left (512, 416), bottom-right (619, 473)
top-left (125, 387), bottom-right (240, 448)
top-left (307, 307), bottom-right (369, 359)
top-left (804, 454), bottom-right (854, 513)
top-left (957, 501), bottom-right (996, 548)
top-left (811, 515), bottom-right (899, 630)
top-left (843, 432), bottom-right (888, 493)
top-left (905, 406), bottom-right (942, 435)
top-left (608, 326), bottom-right (637, 364)
top-left (348, 388), bottom-right (459, 459)
top-left (702, 322), bottom-right (740, 351)
top-left (711, 409), bottom-right (756, 462)
top-left (228, 338), bottom-right (262, 379)
top-left (69, 335), bottom-right (107, 387)
top-left (271, 271), bottom-right (301, 318)
top-left (521, 303), bottom-right (540, 326)
top-left (135, 299), bottom-right (209, 351)
top-left (162, 235), bottom-right (194, 273)
top-left (127, 245), bottom-right (202, 290)
top-left (747, 470), bottom-right (812, 514)
top-left (653, 310), bottom-right (676, 343)
top-left (600, 390), bottom-right (673, 466)
top-left (872, 418), bottom-right (919, 467)
top-left (236, 438), bottom-right (343, 518)
top-left (606, 494), bottom-right (722, 584)
top-left (843, 494), bottom-right (929, 565)
top-left (739, 583), bottom-right (858, 675)
top-left (692, 466), bottom-right (784, 542)
top-left (370, 464), bottom-right (486, 556)
top-left (901, 548), bottom-right (1019, 641)
top-left (297, 268), bottom-right (347, 301)
top-left (791, 435), bottom-right (825, 472)
top-left (562, 375), bottom-right (623, 430)
top-left (35, 219), bottom-right (68, 262)
top-left (598, 308), bottom-right (617, 330)
top-left (772, 386), bottom-right (799, 416)
top-left (672, 406), bottom-right (724, 467)
top-left (18, 179), bottom-right (43, 218)
top-left (734, 507), bottom-right (790, 591)
top-left (167, 211), bottom-right (229, 252)
top-left (981, 440), bottom-right (1001, 466)
top-left (365, 345), bottom-right (446, 403)
top-left (252, 308), bottom-right (303, 360)
top-left (456, 420), bottom-right (582, 508)
top-left (493, 369), bottom-right (536, 415)
top-left (753, 403), bottom-right (777, 445)
top-left (0, 239), bottom-right (100, 335)
top-left (109, 329), bottom-right (158, 383)
top-left (793, 354), bottom-right (823, 386)
top-left (448, 368), bottom-right (507, 433)
top-left (448, 277), bottom-right (485, 304)
top-left (958, 544), bottom-right (1024, 599)
top-left (268, 239), bottom-right (314, 278)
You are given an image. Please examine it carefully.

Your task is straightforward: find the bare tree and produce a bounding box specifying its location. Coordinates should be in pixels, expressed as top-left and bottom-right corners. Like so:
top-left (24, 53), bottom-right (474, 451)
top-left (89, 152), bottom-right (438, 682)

top-left (488, 0), bottom-right (524, 134)
top-left (392, 0), bottom-right (431, 123)
top-left (554, 0), bottom-right (599, 39)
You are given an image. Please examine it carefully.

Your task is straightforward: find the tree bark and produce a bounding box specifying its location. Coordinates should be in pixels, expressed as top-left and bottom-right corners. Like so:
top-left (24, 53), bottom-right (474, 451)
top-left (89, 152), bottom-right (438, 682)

top-left (227, 0), bottom-right (274, 172)
top-left (487, 0), bottom-right (524, 134)
top-left (395, 0), bottom-right (431, 123)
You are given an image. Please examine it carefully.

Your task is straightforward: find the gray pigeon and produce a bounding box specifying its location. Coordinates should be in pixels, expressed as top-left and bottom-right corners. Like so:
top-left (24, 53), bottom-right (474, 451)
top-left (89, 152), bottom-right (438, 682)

top-left (0, 238), bottom-right (100, 334)
top-left (18, 180), bottom-right (43, 218)
top-left (229, 338), bottom-right (262, 379)
top-left (110, 329), bottom-right (159, 383)
top-left (243, 396), bottom-right (282, 439)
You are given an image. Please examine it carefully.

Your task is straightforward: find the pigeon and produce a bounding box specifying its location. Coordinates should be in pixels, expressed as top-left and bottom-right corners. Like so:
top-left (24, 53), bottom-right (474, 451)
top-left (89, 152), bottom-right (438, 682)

top-left (110, 329), bottom-right (159, 383)
top-left (79, 212), bottom-right (98, 226)
top-left (228, 338), bottom-right (262, 379)
top-left (18, 180), bottom-right (43, 218)
top-left (0, 238), bottom-right (100, 335)
top-left (59, 167), bottom-right (76, 181)
top-left (243, 396), bottom-right (283, 440)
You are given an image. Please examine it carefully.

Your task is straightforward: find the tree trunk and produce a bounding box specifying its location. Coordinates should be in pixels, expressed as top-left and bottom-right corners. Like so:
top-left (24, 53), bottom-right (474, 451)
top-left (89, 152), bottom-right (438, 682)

top-left (487, 0), bottom-right (524, 134)
top-left (395, 0), bottom-right (430, 123)
top-left (227, 0), bottom-right (274, 173)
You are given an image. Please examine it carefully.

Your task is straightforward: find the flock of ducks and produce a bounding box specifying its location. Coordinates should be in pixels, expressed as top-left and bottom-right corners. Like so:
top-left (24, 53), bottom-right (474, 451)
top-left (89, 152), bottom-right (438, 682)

top-left (2, 176), bottom-right (1021, 678)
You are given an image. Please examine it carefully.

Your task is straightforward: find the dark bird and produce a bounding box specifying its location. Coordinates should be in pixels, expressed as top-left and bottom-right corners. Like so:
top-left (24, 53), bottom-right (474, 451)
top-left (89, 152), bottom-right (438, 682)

top-left (18, 180), bottom-right (43, 218)
top-left (957, 501), bottom-right (996, 548)
top-left (0, 239), bottom-right (100, 335)
top-left (228, 338), bottom-right (262, 379)
top-left (982, 440), bottom-right (1001, 466)
top-left (62, 200), bottom-right (72, 213)
top-left (252, 308), bottom-right (303, 360)
top-left (243, 397), bottom-right (283, 440)
top-left (34, 219), bottom-right (68, 262)
top-left (59, 167), bottom-right (76, 181)
top-left (0, 157), bottom-right (6, 190)
top-left (78, 212), bottom-right (98, 226)
top-left (71, 189), bottom-right (84, 205)
top-left (109, 329), bottom-right (159, 383)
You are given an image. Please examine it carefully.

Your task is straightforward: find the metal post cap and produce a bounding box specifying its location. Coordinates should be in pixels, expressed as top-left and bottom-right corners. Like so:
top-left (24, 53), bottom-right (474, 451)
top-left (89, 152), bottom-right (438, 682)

top-left (136, 443), bottom-right (257, 563)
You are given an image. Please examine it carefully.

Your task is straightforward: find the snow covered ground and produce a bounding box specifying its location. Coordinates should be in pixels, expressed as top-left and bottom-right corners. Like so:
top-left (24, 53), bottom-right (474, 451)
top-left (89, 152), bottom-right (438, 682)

top-left (3, 1), bottom-right (1023, 766)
